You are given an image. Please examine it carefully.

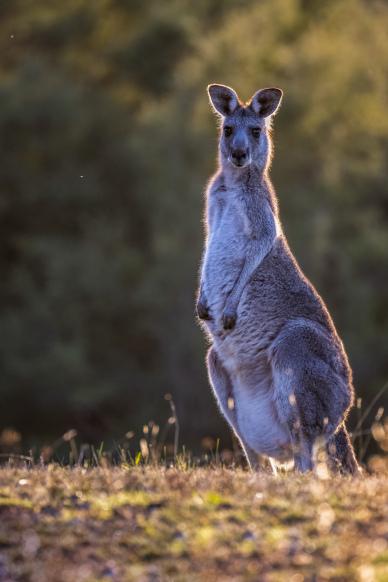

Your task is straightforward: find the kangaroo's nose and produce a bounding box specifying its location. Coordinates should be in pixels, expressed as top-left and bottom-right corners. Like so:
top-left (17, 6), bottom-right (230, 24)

top-left (231, 149), bottom-right (248, 165)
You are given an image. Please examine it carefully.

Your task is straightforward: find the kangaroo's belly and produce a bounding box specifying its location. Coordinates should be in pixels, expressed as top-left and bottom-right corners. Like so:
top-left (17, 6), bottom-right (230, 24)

top-left (224, 355), bottom-right (292, 460)
top-left (236, 389), bottom-right (291, 459)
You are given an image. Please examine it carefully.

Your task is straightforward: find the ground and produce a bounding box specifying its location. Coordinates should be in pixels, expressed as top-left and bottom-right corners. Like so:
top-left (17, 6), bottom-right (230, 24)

top-left (0, 465), bottom-right (387, 582)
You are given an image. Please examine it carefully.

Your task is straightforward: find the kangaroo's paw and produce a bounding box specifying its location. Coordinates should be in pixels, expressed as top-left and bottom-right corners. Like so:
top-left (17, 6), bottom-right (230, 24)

top-left (222, 308), bottom-right (237, 330)
top-left (196, 301), bottom-right (212, 320)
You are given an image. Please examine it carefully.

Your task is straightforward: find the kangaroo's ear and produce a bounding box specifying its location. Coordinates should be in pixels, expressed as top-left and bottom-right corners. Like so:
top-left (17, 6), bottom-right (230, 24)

top-left (207, 84), bottom-right (240, 116)
top-left (249, 88), bottom-right (283, 118)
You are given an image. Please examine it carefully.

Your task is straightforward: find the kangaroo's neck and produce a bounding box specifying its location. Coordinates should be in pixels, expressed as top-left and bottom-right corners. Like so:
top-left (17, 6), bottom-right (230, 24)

top-left (221, 164), bottom-right (278, 215)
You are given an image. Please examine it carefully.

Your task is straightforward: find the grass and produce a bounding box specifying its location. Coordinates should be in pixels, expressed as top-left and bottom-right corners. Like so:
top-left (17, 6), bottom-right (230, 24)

top-left (0, 464), bottom-right (387, 581)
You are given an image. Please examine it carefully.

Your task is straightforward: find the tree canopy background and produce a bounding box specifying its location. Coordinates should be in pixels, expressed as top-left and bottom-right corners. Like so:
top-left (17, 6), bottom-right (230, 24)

top-left (0, 0), bottom-right (387, 457)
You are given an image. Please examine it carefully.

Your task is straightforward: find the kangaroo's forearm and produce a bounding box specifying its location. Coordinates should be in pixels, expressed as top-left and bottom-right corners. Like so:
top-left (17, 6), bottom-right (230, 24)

top-left (221, 232), bottom-right (275, 330)
top-left (227, 216), bottom-right (276, 307)
top-left (227, 241), bottom-right (271, 305)
top-left (197, 245), bottom-right (212, 320)
top-left (199, 244), bottom-right (209, 293)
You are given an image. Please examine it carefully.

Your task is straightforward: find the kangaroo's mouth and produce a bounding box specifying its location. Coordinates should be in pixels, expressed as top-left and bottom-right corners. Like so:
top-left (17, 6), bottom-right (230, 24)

top-left (229, 157), bottom-right (251, 168)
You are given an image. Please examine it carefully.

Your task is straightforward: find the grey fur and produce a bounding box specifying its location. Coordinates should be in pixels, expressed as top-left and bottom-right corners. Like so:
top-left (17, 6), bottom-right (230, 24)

top-left (197, 83), bottom-right (359, 474)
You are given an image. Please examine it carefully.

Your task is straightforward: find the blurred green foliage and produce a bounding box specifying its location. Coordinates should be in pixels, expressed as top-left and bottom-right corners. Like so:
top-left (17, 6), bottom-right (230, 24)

top-left (0, 0), bottom-right (387, 449)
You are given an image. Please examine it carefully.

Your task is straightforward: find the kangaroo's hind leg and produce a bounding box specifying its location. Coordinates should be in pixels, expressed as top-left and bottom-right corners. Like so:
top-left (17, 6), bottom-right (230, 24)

top-left (271, 363), bottom-right (327, 472)
top-left (271, 367), bottom-right (315, 472)
top-left (270, 324), bottom-right (353, 473)
top-left (207, 347), bottom-right (261, 470)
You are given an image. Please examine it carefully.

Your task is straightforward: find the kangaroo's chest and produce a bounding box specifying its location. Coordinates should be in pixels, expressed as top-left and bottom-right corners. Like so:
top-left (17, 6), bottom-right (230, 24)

top-left (216, 192), bottom-right (253, 239)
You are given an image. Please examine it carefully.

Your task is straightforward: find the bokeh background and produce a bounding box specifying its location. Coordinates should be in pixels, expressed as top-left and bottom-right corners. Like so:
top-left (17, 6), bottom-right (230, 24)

top-left (0, 0), bottom-right (387, 460)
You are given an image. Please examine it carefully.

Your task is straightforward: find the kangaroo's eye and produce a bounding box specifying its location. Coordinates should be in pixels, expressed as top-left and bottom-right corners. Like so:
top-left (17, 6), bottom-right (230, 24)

top-left (251, 127), bottom-right (261, 138)
top-left (223, 126), bottom-right (233, 137)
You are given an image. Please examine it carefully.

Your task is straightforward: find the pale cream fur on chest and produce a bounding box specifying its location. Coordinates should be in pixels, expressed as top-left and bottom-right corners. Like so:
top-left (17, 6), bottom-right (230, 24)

top-left (219, 189), bottom-right (253, 237)
top-left (238, 201), bottom-right (252, 236)
top-left (220, 189), bottom-right (282, 240)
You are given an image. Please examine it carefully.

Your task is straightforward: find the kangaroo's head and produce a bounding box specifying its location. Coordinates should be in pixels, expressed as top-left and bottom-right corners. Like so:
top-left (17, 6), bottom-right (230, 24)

top-left (207, 84), bottom-right (282, 172)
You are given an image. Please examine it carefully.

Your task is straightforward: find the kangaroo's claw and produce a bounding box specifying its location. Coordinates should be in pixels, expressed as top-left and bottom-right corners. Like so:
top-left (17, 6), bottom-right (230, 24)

top-left (222, 310), bottom-right (236, 330)
top-left (197, 302), bottom-right (212, 320)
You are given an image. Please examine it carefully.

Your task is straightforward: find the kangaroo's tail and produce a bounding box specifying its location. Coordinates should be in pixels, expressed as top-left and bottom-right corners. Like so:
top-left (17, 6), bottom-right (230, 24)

top-left (326, 424), bottom-right (361, 475)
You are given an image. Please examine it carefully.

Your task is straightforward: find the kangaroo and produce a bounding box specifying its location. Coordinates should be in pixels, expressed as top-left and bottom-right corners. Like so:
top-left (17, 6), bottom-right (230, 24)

top-left (197, 83), bottom-right (359, 474)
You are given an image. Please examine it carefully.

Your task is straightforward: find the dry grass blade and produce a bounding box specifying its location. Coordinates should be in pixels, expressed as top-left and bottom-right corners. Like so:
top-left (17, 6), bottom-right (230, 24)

top-left (352, 381), bottom-right (388, 441)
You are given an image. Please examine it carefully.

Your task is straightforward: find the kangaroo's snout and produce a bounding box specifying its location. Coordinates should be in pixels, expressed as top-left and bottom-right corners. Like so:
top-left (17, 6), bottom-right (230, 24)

top-left (231, 148), bottom-right (249, 167)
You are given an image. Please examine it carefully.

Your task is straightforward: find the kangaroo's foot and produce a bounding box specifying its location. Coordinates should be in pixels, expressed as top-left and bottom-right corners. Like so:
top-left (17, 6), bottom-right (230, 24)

top-left (243, 445), bottom-right (261, 471)
top-left (293, 434), bottom-right (314, 473)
